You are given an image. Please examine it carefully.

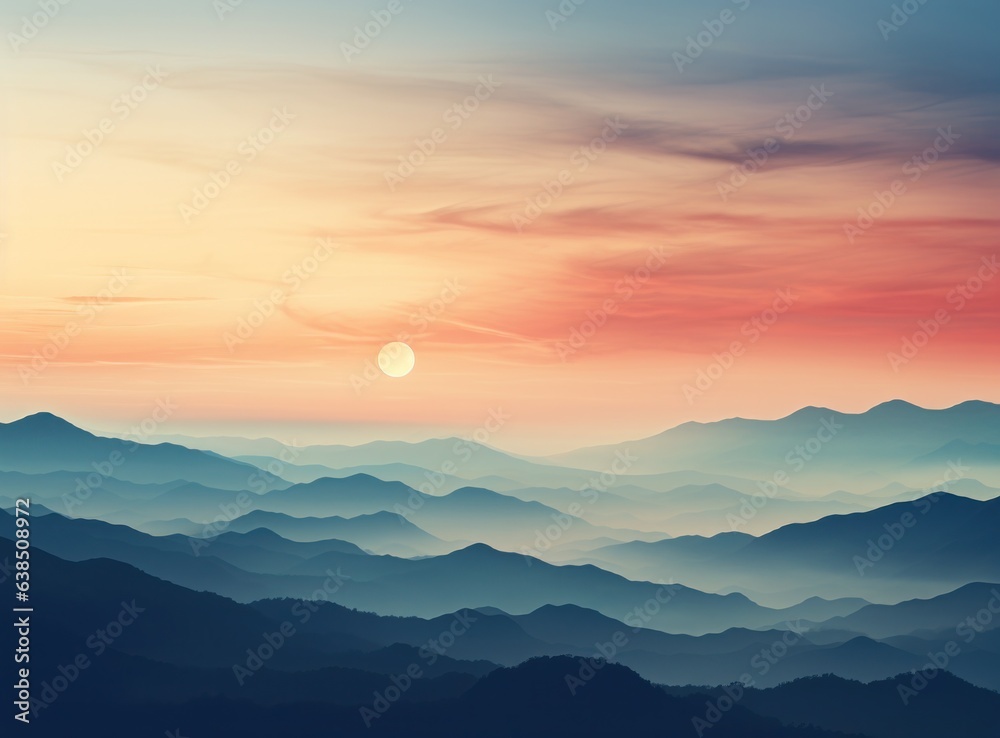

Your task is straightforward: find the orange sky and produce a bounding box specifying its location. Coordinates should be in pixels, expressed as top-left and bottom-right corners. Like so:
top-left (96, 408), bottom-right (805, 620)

top-left (1, 2), bottom-right (998, 453)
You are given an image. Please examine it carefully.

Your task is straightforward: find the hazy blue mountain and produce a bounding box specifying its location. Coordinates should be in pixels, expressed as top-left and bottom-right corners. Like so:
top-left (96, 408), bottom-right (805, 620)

top-left (505, 604), bottom-right (864, 686)
top-left (0, 507), bottom-right (378, 600)
top-left (98, 480), bottom-right (271, 523)
top-left (251, 596), bottom-right (955, 690)
top-left (0, 469), bottom-right (177, 511)
top-left (0, 508), bottom-right (326, 574)
top-left (612, 470), bottom-right (797, 497)
top-left (201, 435), bottom-right (564, 483)
top-left (0, 413), bottom-right (286, 490)
top-left (546, 400), bottom-right (1000, 492)
top-left (93, 472), bottom-right (662, 552)
top-left (259, 474), bottom-right (426, 516)
top-left (232, 455), bottom-right (351, 483)
top-left (91, 474), bottom-right (423, 528)
top-left (583, 493), bottom-right (1000, 604)
top-left (258, 477), bottom-right (666, 550)
top-left (286, 542), bottom-right (796, 635)
top-left (224, 509), bottom-right (456, 556)
top-left (735, 494), bottom-right (1000, 600)
top-left (405, 485), bottom-right (665, 550)
top-left (878, 630), bottom-right (1000, 691)
top-left (4, 507), bottom-right (813, 634)
top-left (251, 598), bottom-right (561, 666)
top-left (910, 440), bottom-right (1000, 470)
top-left (863, 478), bottom-right (1000, 502)
top-left (489, 485), bottom-right (661, 529)
top-left (658, 495), bottom-right (865, 537)
top-left (750, 636), bottom-right (927, 687)
top-left (233, 456), bottom-right (524, 493)
top-left (818, 582), bottom-right (1000, 638)
top-left (147, 429), bottom-right (786, 497)
top-left (142, 432), bottom-right (306, 459)
top-left (212, 526), bottom-right (369, 558)
top-left (505, 482), bottom-right (838, 537)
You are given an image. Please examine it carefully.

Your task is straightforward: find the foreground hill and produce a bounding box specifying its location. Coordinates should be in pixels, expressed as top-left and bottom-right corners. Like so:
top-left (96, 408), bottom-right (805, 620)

top-left (670, 672), bottom-right (1000, 738)
top-left (8, 538), bottom-right (998, 738)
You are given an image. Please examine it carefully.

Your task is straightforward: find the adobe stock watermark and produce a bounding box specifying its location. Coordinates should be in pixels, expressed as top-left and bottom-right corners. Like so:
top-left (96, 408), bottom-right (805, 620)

top-left (843, 126), bottom-right (960, 243)
top-left (408, 279), bottom-right (465, 332)
top-left (878, 0), bottom-right (931, 40)
top-left (214, 0), bottom-right (247, 21)
top-left (179, 107), bottom-right (296, 225)
top-left (341, 0), bottom-right (411, 63)
top-left (232, 568), bottom-right (349, 685)
top-left (18, 601), bottom-right (144, 722)
top-left (360, 611), bottom-right (477, 727)
top-left (521, 450), bottom-right (639, 563)
top-left (245, 441), bottom-right (302, 494)
top-left (565, 583), bottom-right (681, 695)
top-left (897, 588), bottom-right (1000, 706)
top-left (555, 246), bottom-right (669, 361)
top-left (351, 339), bottom-right (409, 395)
top-left (853, 460), bottom-right (969, 575)
top-left (52, 64), bottom-right (170, 182)
top-left (717, 85), bottom-right (834, 201)
top-left (385, 76), bottom-right (501, 191)
top-left (390, 407), bottom-right (512, 521)
top-left (224, 238), bottom-right (338, 352)
top-left (17, 269), bottom-right (133, 385)
top-left (683, 288), bottom-right (799, 404)
top-left (887, 255), bottom-right (997, 372)
top-left (673, 0), bottom-right (752, 73)
top-left (8, 0), bottom-right (72, 53)
top-left (192, 441), bottom-right (302, 555)
top-left (546, 0), bottom-right (588, 30)
top-left (511, 116), bottom-right (629, 232)
top-left (692, 621), bottom-right (808, 736)
top-left (53, 66), bottom-right (169, 182)
top-left (728, 417), bottom-right (843, 531)
top-left (61, 398), bottom-right (179, 515)
top-left (350, 279), bottom-right (465, 395)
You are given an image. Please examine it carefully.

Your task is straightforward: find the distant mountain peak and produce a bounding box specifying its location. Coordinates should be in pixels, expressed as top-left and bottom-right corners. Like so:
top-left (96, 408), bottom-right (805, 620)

top-left (451, 542), bottom-right (504, 558)
top-left (449, 486), bottom-right (498, 498)
top-left (868, 399), bottom-right (923, 413)
top-left (783, 405), bottom-right (838, 420)
top-left (7, 411), bottom-right (82, 432)
top-left (949, 399), bottom-right (1000, 411)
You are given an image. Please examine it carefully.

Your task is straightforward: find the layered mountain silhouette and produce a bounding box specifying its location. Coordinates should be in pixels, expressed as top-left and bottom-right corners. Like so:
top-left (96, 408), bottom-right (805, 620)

top-left (4, 405), bottom-right (1000, 736)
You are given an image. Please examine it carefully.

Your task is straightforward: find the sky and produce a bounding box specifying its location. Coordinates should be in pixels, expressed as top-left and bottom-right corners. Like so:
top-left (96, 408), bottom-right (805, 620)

top-left (1, 0), bottom-right (999, 454)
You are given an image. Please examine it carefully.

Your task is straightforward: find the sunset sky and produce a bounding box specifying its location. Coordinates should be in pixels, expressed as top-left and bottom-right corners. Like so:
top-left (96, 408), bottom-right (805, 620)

top-left (2, 0), bottom-right (998, 453)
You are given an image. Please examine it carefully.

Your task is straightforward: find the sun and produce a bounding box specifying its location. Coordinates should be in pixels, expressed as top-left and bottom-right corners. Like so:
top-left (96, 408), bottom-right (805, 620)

top-left (377, 342), bottom-right (416, 378)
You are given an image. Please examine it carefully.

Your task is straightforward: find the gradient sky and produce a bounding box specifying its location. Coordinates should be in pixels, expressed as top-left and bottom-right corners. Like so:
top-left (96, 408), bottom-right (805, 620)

top-left (2, 0), bottom-right (999, 453)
